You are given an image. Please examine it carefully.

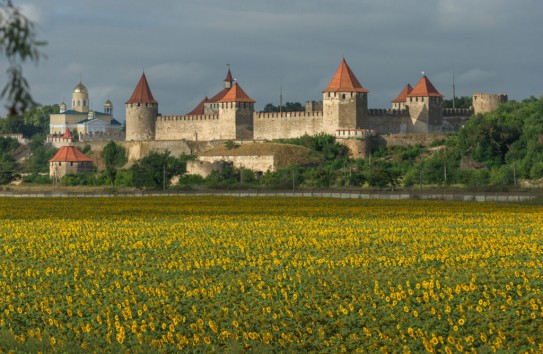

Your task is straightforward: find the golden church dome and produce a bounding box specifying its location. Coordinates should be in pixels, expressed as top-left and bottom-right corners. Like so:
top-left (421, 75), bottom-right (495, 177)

top-left (73, 82), bottom-right (88, 93)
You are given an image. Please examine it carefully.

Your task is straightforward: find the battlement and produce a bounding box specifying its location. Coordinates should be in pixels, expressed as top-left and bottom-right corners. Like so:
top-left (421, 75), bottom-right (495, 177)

top-left (367, 109), bottom-right (409, 116)
top-left (442, 108), bottom-right (473, 116)
top-left (0, 133), bottom-right (27, 144)
top-left (472, 93), bottom-right (508, 115)
top-left (336, 129), bottom-right (377, 139)
top-left (157, 114), bottom-right (219, 121)
top-left (255, 111), bottom-right (323, 119)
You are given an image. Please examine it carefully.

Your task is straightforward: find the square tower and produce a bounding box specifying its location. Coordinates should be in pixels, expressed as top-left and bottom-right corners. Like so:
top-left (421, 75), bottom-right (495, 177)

top-left (405, 75), bottom-right (444, 133)
top-left (322, 58), bottom-right (369, 135)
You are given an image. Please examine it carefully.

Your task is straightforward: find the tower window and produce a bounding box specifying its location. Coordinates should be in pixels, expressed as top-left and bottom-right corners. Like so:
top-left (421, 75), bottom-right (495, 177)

top-left (78, 100), bottom-right (81, 106)
top-left (342, 94), bottom-right (346, 99)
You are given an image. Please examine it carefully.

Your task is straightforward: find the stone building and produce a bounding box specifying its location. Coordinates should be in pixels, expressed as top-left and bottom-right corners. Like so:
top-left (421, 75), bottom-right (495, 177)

top-left (49, 145), bottom-right (94, 178)
top-left (49, 81), bottom-right (122, 136)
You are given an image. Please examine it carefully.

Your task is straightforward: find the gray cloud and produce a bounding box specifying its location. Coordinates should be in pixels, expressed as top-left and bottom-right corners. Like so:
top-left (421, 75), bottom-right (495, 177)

top-left (2, 0), bottom-right (542, 120)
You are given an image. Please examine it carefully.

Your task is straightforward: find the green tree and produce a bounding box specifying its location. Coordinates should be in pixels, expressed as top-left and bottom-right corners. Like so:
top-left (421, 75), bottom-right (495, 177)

top-left (101, 141), bottom-right (127, 188)
top-left (1, 0), bottom-right (46, 115)
top-left (131, 151), bottom-right (188, 190)
top-left (262, 102), bottom-right (304, 112)
top-left (0, 151), bottom-right (19, 184)
top-left (442, 96), bottom-right (472, 109)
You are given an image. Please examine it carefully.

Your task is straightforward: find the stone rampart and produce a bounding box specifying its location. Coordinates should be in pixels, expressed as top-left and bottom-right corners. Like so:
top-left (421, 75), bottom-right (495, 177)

top-left (253, 111), bottom-right (323, 140)
top-left (186, 160), bottom-right (224, 178)
top-left (365, 109), bottom-right (410, 134)
top-left (158, 114), bottom-right (219, 121)
top-left (155, 114), bottom-right (226, 141)
top-left (442, 108), bottom-right (472, 117)
top-left (336, 129), bottom-right (376, 139)
top-left (367, 109), bottom-right (408, 116)
top-left (1, 133), bottom-right (28, 145)
top-left (375, 134), bottom-right (451, 148)
top-left (198, 155), bottom-right (276, 173)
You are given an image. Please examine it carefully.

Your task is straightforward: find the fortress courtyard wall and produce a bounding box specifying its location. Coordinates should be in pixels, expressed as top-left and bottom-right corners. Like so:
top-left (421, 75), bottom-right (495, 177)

top-left (253, 111), bottom-right (324, 140)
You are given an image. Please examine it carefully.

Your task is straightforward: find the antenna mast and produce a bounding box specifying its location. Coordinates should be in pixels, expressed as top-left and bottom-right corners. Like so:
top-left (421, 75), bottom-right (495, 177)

top-left (452, 64), bottom-right (456, 110)
top-left (280, 79), bottom-right (283, 113)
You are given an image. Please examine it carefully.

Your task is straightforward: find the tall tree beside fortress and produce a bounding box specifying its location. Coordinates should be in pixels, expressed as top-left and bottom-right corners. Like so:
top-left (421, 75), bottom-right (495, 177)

top-left (0, 0), bottom-right (46, 115)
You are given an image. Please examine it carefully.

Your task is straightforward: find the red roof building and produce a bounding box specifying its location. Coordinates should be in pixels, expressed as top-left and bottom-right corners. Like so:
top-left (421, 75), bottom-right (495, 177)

top-left (125, 73), bottom-right (158, 105)
top-left (323, 58), bottom-right (369, 93)
top-left (49, 146), bottom-right (94, 178)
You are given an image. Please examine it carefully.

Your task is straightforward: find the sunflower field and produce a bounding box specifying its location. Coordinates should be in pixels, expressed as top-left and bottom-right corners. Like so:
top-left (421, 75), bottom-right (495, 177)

top-left (0, 196), bottom-right (542, 352)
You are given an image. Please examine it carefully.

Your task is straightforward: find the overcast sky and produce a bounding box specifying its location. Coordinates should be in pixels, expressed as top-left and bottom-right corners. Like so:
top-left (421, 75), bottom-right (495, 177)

top-left (3, 0), bottom-right (543, 120)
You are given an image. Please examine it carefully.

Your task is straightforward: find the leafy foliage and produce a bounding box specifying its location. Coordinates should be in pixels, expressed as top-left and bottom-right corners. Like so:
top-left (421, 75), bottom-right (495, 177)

top-left (262, 102), bottom-right (304, 112)
top-left (131, 151), bottom-right (191, 189)
top-left (101, 141), bottom-right (127, 188)
top-left (0, 0), bottom-right (47, 115)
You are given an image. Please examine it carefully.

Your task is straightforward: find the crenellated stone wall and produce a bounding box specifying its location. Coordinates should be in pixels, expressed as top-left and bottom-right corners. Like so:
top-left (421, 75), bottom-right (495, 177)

top-left (472, 93), bottom-right (508, 115)
top-left (442, 108), bottom-right (473, 133)
top-left (155, 114), bottom-right (221, 141)
top-left (253, 111), bottom-right (323, 140)
top-left (365, 109), bottom-right (410, 134)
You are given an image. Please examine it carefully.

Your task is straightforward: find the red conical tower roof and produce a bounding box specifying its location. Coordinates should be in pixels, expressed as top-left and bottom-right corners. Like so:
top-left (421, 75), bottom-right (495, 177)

top-left (391, 84), bottom-right (413, 103)
top-left (218, 83), bottom-right (255, 103)
top-left (49, 146), bottom-right (93, 163)
top-left (125, 73), bottom-right (158, 104)
top-left (323, 58), bottom-right (368, 93)
top-left (407, 75), bottom-right (443, 97)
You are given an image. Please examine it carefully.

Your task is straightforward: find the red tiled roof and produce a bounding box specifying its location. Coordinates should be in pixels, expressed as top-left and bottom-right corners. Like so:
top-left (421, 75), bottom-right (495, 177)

top-left (407, 75), bottom-right (444, 97)
top-left (218, 83), bottom-right (255, 103)
top-left (323, 58), bottom-right (369, 93)
top-left (125, 73), bottom-right (158, 104)
top-left (187, 96), bottom-right (210, 115)
top-left (49, 146), bottom-right (93, 163)
top-left (391, 84), bottom-right (413, 103)
top-left (208, 89), bottom-right (229, 103)
top-left (62, 128), bottom-right (74, 139)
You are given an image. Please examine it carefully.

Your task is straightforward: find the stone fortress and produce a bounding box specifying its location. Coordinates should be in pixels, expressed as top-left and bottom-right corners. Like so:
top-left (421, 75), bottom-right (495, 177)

top-left (124, 58), bottom-right (507, 144)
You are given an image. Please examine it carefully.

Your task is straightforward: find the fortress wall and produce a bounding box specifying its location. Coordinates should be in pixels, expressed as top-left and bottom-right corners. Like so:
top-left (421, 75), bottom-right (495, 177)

top-left (442, 109), bottom-right (473, 133)
top-left (155, 115), bottom-right (226, 141)
top-left (365, 109), bottom-right (410, 134)
top-left (253, 111), bottom-right (323, 140)
top-left (198, 155), bottom-right (276, 173)
top-left (375, 134), bottom-right (451, 148)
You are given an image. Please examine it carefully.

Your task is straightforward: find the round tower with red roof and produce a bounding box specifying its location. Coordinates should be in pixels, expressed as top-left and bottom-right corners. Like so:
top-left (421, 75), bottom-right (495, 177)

top-left (125, 73), bottom-right (158, 141)
top-left (322, 58), bottom-right (369, 134)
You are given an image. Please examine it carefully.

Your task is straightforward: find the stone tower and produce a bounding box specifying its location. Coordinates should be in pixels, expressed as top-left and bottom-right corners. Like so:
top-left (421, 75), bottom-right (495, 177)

top-left (72, 81), bottom-right (89, 113)
top-left (218, 82), bottom-right (255, 140)
top-left (405, 74), bottom-right (443, 133)
top-left (125, 73), bottom-right (158, 141)
top-left (472, 93), bottom-right (508, 115)
top-left (322, 58), bottom-right (369, 134)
